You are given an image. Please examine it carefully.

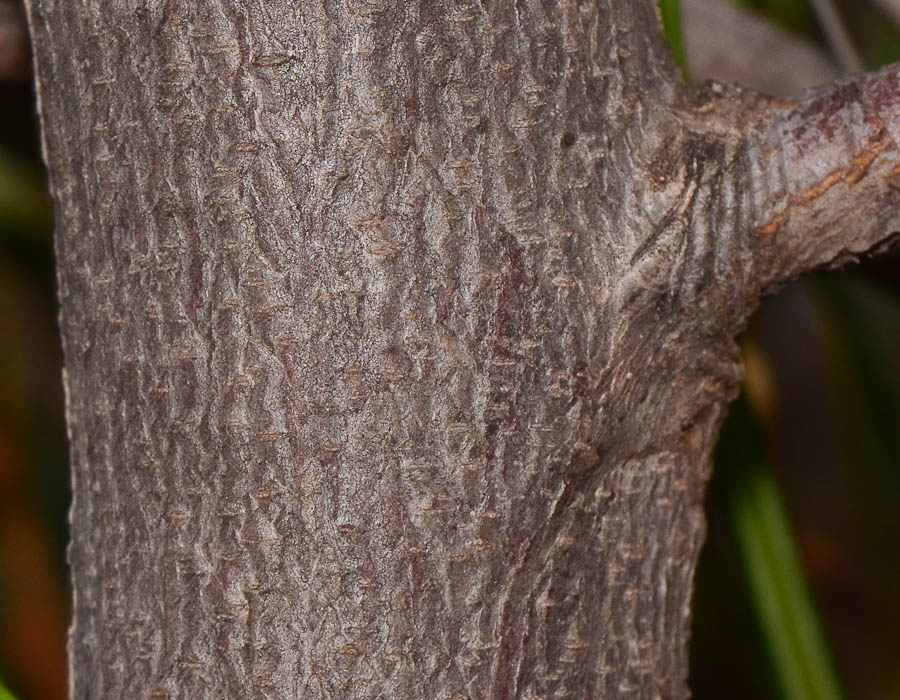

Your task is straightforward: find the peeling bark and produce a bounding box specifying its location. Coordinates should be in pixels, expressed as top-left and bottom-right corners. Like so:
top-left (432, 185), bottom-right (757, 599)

top-left (22, 0), bottom-right (900, 697)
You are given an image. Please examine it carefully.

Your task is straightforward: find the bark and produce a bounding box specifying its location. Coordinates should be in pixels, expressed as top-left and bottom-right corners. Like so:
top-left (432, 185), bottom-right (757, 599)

top-left (22, 0), bottom-right (900, 697)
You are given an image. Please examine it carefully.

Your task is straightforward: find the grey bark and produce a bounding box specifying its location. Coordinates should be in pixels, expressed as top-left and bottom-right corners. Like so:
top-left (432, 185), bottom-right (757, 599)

top-left (22, 0), bottom-right (900, 697)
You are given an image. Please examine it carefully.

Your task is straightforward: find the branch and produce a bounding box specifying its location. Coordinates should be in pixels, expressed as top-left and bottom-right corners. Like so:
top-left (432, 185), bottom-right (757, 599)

top-left (868, 0), bottom-right (900, 30)
top-left (741, 63), bottom-right (900, 291)
top-left (806, 0), bottom-right (864, 74)
top-left (683, 0), bottom-right (839, 97)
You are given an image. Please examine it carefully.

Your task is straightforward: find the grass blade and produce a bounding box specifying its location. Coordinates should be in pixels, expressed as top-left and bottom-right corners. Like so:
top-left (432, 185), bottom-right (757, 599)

top-left (718, 389), bottom-right (845, 700)
top-left (658, 0), bottom-right (687, 73)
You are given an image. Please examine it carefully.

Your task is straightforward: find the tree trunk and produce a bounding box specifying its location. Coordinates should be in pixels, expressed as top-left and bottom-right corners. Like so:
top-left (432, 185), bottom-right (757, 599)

top-left (23, 0), bottom-right (900, 697)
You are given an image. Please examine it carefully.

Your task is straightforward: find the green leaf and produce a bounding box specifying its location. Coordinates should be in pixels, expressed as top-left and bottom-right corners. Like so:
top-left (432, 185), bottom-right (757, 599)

top-left (718, 394), bottom-right (846, 700)
top-left (0, 680), bottom-right (18, 700)
top-left (657, 0), bottom-right (687, 74)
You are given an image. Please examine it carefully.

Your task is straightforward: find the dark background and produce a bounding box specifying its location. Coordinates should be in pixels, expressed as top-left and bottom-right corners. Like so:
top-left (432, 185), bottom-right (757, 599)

top-left (0, 1), bottom-right (897, 698)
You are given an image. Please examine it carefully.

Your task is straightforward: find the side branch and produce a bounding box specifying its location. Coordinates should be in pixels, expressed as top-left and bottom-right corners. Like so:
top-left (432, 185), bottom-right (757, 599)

top-left (743, 63), bottom-right (900, 291)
